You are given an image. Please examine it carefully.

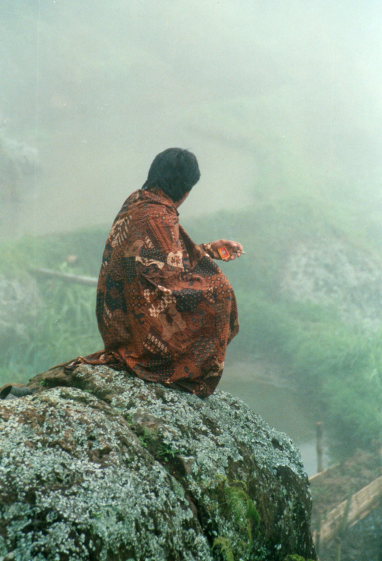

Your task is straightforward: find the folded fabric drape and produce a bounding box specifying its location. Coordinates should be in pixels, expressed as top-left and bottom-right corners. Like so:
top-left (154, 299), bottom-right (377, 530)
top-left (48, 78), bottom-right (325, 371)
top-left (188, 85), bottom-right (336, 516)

top-left (67, 188), bottom-right (239, 397)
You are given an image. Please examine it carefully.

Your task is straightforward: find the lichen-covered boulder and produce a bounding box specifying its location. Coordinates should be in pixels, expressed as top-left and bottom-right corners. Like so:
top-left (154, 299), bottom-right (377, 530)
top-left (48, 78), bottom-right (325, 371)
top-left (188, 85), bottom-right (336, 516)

top-left (0, 365), bottom-right (316, 561)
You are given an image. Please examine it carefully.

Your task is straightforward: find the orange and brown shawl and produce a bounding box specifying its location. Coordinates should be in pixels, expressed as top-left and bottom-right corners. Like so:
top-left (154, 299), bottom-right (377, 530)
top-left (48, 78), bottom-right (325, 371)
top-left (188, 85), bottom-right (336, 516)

top-left (71, 188), bottom-right (239, 397)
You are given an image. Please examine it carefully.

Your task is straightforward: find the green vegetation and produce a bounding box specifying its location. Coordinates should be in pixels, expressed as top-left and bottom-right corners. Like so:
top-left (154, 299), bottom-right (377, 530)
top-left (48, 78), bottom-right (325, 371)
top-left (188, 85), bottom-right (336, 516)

top-left (212, 476), bottom-right (260, 561)
top-left (135, 426), bottom-right (183, 462)
top-left (0, 268), bottom-right (100, 384)
top-left (0, 240), bottom-right (103, 383)
top-left (1, 193), bottom-right (381, 459)
top-left (212, 537), bottom-right (235, 561)
top-left (188, 195), bottom-right (382, 456)
top-left (232, 291), bottom-right (382, 452)
top-left (209, 476), bottom-right (314, 561)
top-left (285, 555), bottom-right (313, 561)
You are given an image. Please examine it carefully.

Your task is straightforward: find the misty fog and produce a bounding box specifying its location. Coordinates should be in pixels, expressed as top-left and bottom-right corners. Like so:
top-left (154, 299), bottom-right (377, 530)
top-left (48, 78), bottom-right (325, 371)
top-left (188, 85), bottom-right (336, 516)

top-left (1, 5), bottom-right (382, 556)
top-left (1, 0), bottom-right (381, 236)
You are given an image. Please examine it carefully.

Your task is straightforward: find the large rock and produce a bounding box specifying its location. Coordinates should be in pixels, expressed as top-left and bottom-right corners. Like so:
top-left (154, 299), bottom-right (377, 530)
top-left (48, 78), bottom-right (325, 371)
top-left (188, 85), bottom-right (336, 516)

top-left (0, 276), bottom-right (41, 341)
top-left (281, 240), bottom-right (382, 331)
top-left (0, 365), bottom-right (316, 561)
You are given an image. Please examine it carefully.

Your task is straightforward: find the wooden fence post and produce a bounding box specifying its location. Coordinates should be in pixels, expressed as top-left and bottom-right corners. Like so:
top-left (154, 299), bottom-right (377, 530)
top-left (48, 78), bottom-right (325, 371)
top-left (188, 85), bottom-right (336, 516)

top-left (335, 495), bottom-right (352, 561)
top-left (316, 421), bottom-right (324, 473)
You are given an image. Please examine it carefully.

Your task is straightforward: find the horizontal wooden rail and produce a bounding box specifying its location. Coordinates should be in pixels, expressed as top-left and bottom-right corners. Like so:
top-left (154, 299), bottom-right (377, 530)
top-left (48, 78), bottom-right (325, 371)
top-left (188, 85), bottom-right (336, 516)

top-left (309, 463), bottom-right (340, 483)
top-left (313, 475), bottom-right (382, 545)
top-left (30, 267), bottom-right (97, 286)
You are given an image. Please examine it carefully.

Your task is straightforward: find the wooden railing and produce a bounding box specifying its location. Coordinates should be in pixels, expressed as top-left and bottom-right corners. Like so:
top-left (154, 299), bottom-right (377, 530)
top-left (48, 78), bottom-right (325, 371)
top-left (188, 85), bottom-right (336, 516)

top-left (312, 475), bottom-right (382, 546)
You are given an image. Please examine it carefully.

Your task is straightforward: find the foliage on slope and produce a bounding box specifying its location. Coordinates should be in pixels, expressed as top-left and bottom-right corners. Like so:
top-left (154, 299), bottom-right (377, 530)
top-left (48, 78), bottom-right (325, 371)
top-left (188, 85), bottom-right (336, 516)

top-left (187, 195), bottom-right (382, 454)
top-left (0, 194), bottom-right (381, 456)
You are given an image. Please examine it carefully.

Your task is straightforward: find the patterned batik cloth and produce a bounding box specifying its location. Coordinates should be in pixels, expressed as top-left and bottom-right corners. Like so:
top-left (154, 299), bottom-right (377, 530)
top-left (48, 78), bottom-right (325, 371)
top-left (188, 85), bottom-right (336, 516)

top-left (69, 188), bottom-right (239, 397)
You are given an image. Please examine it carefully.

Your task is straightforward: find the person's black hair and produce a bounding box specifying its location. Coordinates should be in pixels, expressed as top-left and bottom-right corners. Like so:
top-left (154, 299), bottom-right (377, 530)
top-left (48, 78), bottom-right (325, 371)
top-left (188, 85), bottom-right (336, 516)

top-left (142, 148), bottom-right (200, 202)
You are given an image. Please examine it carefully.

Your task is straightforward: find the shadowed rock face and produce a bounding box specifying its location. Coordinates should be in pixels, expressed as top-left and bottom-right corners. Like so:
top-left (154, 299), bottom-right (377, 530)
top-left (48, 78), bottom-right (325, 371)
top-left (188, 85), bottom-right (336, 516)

top-left (0, 365), bottom-right (316, 561)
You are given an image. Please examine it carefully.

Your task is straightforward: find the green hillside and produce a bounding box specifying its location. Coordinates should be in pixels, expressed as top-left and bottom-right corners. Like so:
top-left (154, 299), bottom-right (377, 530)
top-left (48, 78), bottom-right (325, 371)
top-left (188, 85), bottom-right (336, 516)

top-left (1, 194), bottom-right (381, 456)
top-left (188, 196), bottom-right (382, 453)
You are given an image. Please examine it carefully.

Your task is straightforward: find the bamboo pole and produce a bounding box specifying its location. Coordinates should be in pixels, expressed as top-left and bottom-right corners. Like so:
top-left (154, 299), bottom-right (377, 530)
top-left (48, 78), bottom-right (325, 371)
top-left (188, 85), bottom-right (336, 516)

top-left (30, 267), bottom-right (97, 286)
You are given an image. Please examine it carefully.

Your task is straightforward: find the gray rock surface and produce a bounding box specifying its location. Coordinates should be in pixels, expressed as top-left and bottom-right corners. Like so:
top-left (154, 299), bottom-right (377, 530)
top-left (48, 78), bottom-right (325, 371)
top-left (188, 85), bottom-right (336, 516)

top-left (0, 131), bottom-right (39, 239)
top-left (0, 275), bottom-right (41, 340)
top-left (0, 364), bottom-right (316, 561)
top-left (281, 240), bottom-right (382, 331)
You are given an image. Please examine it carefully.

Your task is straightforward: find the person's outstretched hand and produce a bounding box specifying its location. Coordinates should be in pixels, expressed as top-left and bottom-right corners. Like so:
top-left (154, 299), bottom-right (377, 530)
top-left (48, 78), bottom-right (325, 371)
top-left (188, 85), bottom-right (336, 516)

top-left (210, 239), bottom-right (244, 261)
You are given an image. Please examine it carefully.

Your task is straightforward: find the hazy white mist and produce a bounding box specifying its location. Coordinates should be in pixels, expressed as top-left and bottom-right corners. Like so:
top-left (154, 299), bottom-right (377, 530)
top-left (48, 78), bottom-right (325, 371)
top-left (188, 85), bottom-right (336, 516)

top-left (1, 0), bottom-right (381, 235)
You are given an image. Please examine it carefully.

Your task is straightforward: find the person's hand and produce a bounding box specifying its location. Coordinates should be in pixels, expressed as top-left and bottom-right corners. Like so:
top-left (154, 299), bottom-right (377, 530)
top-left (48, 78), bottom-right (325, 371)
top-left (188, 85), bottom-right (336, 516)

top-left (210, 239), bottom-right (244, 261)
